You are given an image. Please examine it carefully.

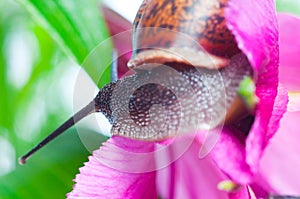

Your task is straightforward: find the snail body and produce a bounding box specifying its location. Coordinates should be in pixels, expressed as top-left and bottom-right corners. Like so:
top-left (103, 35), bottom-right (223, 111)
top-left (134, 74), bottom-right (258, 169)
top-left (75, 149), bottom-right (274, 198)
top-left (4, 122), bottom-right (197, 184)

top-left (19, 0), bottom-right (252, 163)
top-left (96, 54), bottom-right (251, 140)
top-left (99, 0), bottom-right (250, 140)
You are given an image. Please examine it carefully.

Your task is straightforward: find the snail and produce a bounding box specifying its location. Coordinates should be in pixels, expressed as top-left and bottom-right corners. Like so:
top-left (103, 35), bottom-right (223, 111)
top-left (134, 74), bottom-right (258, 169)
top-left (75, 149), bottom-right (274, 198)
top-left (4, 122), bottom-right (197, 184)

top-left (129, 0), bottom-right (240, 69)
top-left (19, 0), bottom-right (253, 164)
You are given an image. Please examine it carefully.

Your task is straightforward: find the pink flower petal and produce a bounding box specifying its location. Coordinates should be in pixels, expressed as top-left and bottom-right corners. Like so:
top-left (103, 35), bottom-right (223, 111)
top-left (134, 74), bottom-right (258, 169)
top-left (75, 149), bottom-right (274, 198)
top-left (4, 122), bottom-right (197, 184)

top-left (209, 127), bottom-right (253, 184)
top-left (266, 85), bottom-right (288, 140)
top-left (258, 111), bottom-right (300, 195)
top-left (254, 20), bottom-right (295, 191)
top-left (102, 6), bottom-right (132, 77)
top-left (229, 186), bottom-right (256, 199)
top-left (67, 136), bottom-right (157, 199)
top-left (288, 92), bottom-right (300, 112)
top-left (209, 85), bottom-right (288, 184)
top-left (245, 84), bottom-right (288, 173)
top-left (278, 13), bottom-right (300, 91)
top-left (225, 0), bottom-right (285, 181)
top-left (225, 0), bottom-right (279, 72)
top-left (249, 183), bottom-right (268, 198)
top-left (156, 137), bottom-right (230, 198)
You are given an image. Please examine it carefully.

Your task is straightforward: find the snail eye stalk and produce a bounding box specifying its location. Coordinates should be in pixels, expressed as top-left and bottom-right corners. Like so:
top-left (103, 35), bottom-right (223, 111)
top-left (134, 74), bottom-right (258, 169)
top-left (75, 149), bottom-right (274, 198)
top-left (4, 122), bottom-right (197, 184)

top-left (19, 101), bottom-right (96, 165)
top-left (19, 80), bottom-right (116, 165)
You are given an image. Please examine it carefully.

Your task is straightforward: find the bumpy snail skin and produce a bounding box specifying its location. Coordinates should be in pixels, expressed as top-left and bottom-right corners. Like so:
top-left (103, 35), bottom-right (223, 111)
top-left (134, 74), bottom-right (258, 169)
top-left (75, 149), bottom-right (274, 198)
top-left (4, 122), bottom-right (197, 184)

top-left (95, 53), bottom-right (252, 141)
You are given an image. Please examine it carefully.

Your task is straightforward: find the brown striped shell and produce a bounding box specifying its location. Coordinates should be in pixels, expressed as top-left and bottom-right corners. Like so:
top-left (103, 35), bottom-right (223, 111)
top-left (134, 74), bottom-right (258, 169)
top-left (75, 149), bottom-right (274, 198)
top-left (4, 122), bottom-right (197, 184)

top-left (128, 0), bottom-right (240, 69)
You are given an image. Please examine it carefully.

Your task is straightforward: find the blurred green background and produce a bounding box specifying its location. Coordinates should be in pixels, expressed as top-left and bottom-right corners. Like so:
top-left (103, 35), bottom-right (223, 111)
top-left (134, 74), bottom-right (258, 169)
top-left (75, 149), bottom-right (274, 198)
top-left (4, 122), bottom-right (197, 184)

top-left (0, 0), bottom-right (299, 198)
top-left (0, 0), bottom-right (112, 198)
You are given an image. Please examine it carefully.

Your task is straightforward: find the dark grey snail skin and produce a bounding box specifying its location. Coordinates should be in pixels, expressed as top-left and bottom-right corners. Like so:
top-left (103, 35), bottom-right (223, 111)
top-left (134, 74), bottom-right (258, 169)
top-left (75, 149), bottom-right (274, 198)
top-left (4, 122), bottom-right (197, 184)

top-left (19, 52), bottom-right (252, 164)
top-left (94, 53), bottom-right (252, 141)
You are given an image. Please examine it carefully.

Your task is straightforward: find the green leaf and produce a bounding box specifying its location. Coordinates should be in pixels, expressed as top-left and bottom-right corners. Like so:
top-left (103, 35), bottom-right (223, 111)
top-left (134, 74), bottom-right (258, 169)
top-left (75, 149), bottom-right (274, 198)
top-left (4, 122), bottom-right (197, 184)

top-left (0, 129), bottom-right (106, 199)
top-left (237, 77), bottom-right (258, 111)
top-left (276, 0), bottom-right (300, 17)
top-left (16, 0), bottom-right (113, 88)
top-left (0, 1), bottom-right (111, 198)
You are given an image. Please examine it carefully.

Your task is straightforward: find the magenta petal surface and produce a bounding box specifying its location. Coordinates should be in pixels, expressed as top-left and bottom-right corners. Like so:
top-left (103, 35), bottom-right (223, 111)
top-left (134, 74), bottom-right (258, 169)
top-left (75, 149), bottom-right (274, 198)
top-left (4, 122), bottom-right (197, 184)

top-left (265, 85), bottom-right (288, 141)
top-left (246, 84), bottom-right (288, 172)
top-left (210, 86), bottom-right (288, 184)
top-left (156, 137), bottom-right (230, 198)
top-left (210, 84), bottom-right (288, 184)
top-left (225, 0), bottom-right (278, 71)
top-left (278, 13), bottom-right (300, 91)
top-left (224, 0), bottom-right (283, 181)
top-left (102, 6), bottom-right (132, 77)
top-left (229, 186), bottom-right (255, 199)
top-left (258, 111), bottom-right (300, 195)
top-left (67, 136), bottom-right (157, 199)
top-left (209, 127), bottom-right (253, 184)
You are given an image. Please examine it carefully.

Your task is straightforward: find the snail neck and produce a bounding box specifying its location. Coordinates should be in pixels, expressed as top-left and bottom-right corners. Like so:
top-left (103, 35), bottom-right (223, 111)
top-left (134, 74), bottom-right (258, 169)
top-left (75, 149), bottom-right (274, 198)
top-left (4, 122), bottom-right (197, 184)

top-left (94, 81), bottom-right (117, 123)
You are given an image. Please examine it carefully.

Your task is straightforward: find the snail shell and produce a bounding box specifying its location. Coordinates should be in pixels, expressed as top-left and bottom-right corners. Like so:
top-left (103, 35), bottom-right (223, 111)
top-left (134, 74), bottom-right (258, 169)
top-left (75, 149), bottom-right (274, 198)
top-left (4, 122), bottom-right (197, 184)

top-left (18, 1), bottom-right (252, 162)
top-left (94, 0), bottom-right (252, 140)
top-left (128, 0), bottom-right (240, 69)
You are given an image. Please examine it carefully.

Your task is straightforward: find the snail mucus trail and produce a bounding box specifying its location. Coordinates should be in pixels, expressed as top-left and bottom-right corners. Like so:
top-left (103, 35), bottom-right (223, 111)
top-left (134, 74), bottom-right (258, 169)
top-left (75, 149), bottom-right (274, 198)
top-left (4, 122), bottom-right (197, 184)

top-left (19, 53), bottom-right (253, 165)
